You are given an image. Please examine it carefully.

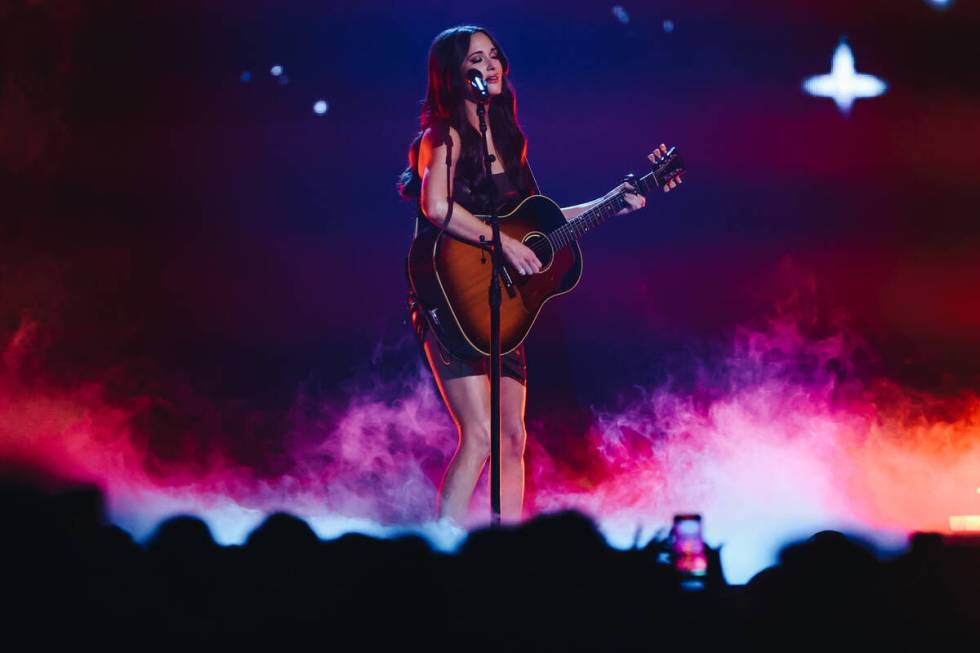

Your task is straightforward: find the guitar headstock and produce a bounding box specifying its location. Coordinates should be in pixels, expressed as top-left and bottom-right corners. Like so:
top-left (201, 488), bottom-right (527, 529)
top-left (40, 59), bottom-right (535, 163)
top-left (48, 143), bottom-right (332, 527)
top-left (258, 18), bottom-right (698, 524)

top-left (637, 146), bottom-right (685, 195)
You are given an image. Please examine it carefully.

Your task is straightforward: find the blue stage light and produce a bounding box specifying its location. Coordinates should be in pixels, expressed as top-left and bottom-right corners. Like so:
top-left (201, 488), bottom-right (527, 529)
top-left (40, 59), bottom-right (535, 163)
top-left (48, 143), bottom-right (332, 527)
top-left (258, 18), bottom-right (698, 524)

top-left (270, 64), bottom-right (283, 77)
top-left (313, 100), bottom-right (329, 115)
top-left (611, 5), bottom-right (630, 25)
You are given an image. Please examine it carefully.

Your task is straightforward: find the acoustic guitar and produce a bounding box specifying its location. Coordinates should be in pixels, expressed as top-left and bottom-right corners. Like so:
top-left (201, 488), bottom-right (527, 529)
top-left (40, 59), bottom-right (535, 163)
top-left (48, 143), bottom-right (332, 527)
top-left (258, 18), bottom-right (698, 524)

top-left (407, 146), bottom-right (685, 358)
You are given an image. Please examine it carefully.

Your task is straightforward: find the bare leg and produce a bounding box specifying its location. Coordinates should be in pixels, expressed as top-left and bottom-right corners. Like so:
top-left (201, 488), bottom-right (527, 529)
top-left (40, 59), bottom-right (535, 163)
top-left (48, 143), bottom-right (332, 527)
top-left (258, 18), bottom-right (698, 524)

top-left (422, 340), bottom-right (491, 526)
top-left (499, 376), bottom-right (528, 524)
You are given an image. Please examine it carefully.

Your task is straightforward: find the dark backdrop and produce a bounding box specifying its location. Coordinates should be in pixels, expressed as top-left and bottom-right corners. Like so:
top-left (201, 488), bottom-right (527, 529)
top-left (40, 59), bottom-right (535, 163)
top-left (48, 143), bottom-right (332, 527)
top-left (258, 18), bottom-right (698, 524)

top-left (2, 1), bottom-right (978, 532)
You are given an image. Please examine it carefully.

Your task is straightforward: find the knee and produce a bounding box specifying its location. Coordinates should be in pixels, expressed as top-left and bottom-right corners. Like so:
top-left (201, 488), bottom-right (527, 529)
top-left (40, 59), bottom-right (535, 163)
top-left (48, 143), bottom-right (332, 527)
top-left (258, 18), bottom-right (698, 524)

top-left (458, 422), bottom-right (524, 460)
top-left (501, 423), bottom-right (527, 459)
top-left (459, 421), bottom-right (492, 460)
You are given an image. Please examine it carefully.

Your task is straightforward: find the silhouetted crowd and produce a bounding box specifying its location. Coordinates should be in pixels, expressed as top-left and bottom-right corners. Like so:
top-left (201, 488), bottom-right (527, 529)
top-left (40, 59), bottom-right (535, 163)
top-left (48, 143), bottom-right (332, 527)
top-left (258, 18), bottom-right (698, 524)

top-left (1, 481), bottom-right (977, 649)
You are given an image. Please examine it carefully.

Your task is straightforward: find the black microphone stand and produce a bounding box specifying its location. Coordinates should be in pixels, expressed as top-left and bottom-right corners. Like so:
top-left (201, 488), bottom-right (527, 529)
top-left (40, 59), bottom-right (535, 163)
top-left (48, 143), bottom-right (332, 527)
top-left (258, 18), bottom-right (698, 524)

top-left (474, 91), bottom-right (504, 528)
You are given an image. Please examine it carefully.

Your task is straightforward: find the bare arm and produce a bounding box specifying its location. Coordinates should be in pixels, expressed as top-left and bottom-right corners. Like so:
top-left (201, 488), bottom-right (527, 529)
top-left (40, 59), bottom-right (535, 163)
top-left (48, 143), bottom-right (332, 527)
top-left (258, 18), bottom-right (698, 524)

top-left (559, 144), bottom-right (683, 221)
top-left (419, 125), bottom-right (542, 275)
top-left (419, 125), bottom-right (495, 245)
top-left (560, 199), bottom-right (602, 222)
top-left (560, 181), bottom-right (648, 222)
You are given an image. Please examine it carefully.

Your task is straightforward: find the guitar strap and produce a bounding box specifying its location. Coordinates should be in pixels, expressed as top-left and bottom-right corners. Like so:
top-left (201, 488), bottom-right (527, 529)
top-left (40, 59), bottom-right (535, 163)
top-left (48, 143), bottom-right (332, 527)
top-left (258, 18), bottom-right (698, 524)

top-left (441, 134), bottom-right (455, 231)
top-left (407, 132), bottom-right (455, 327)
top-left (412, 131), bottom-right (456, 238)
top-left (523, 158), bottom-right (542, 196)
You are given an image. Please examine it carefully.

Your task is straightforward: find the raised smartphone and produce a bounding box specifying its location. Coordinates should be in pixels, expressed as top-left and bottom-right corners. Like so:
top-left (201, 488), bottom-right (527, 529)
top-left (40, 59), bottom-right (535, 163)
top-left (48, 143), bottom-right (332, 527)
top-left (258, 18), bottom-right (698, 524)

top-left (671, 513), bottom-right (707, 582)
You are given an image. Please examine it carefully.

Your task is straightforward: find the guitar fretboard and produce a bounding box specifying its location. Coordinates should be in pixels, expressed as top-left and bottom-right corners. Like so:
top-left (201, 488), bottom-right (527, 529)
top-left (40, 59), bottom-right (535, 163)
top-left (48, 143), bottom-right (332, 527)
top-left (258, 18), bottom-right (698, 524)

top-left (546, 170), bottom-right (657, 250)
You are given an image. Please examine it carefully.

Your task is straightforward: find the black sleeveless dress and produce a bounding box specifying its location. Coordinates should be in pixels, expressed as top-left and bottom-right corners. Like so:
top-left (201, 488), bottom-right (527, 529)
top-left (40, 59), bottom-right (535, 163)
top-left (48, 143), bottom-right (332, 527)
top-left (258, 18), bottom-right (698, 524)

top-left (409, 167), bottom-right (535, 385)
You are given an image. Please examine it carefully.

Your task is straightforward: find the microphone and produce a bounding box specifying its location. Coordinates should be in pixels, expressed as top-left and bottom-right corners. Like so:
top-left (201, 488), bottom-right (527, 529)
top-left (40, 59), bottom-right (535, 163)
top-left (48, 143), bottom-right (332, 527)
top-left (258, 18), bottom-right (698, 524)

top-left (467, 69), bottom-right (489, 100)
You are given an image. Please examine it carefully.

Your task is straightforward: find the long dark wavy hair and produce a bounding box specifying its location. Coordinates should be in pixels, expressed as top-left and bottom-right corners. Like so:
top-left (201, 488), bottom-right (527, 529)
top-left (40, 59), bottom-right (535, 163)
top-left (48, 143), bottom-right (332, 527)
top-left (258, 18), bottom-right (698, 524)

top-left (397, 25), bottom-right (532, 210)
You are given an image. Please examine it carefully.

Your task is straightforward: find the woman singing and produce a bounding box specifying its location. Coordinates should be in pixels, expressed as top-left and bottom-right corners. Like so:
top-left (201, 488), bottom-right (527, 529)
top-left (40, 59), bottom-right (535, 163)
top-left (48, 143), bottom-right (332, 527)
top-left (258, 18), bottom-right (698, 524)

top-left (398, 25), bottom-right (676, 529)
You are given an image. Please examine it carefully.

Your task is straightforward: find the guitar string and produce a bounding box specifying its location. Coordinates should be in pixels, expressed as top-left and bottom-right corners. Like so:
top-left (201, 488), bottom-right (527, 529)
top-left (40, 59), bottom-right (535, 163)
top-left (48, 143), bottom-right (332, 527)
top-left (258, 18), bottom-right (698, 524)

top-left (522, 166), bottom-right (674, 257)
top-left (527, 198), bottom-right (616, 255)
top-left (521, 192), bottom-right (629, 258)
top-left (493, 165), bottom-right (673, 263)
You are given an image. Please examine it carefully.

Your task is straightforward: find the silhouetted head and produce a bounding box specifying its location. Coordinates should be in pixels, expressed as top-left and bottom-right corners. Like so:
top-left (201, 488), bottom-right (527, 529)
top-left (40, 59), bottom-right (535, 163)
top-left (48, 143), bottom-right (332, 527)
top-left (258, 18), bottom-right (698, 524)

top-left (146, 515), bottom-right (217, 560)
top-left (245, 512), bottom-right (320, 555)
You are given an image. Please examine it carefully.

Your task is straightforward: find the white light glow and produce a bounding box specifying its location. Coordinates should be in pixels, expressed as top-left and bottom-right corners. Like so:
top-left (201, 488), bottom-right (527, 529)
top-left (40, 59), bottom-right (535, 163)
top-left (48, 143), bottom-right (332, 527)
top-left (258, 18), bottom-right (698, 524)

top-left (270, 64), bottom-right (283, 77)
top-left (950, 515), bottom-right (980, 532)
top-left (803, 40), bottom-right (886, 114)
top-left (925, 0), bottom-right (953, 9)
top-left (313, 99), bottom-right (329, 115)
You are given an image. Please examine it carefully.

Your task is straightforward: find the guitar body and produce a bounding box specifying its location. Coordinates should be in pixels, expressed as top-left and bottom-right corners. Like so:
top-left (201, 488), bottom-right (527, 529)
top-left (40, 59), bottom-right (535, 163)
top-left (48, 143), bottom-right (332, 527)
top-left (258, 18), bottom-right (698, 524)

top-left (407, 145), bottom-right (685, 359)
top-left (407, 194), bottom-right (583, 358)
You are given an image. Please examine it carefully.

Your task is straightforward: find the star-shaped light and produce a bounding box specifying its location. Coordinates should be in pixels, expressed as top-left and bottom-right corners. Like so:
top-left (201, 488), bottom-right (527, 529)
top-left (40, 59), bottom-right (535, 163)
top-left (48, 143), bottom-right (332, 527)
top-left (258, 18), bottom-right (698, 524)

top-left (803, 40), bottom-right (887, 114)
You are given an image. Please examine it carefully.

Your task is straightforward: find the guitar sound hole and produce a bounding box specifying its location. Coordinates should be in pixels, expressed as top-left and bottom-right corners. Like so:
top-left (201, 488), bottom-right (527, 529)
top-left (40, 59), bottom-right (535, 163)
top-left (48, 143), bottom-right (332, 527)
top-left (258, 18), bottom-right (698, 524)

top-left (522, 233), bottom-right (554, 272)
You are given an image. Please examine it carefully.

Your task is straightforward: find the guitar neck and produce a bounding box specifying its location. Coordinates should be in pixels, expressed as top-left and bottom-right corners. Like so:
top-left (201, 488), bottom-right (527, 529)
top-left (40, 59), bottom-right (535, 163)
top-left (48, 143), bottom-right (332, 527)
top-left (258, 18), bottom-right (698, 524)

top-left (546, 169), bottom-right (657, 250)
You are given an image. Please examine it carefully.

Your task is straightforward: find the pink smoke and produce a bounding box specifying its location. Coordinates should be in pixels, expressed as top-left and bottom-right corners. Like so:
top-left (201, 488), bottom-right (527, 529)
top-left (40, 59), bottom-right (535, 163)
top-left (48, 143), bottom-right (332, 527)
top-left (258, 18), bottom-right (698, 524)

top-left (2, 286), bottom-right (979, 581)
top-left (0, 313), bottom-right (458, 541)
top-left (525, 299), bottom-right (980, 579)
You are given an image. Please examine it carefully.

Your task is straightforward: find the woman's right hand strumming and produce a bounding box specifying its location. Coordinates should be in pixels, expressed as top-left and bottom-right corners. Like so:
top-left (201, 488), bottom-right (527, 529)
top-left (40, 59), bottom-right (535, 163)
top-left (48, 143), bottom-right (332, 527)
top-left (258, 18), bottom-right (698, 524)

top-left (501, 234), bottom-right (542, 276)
